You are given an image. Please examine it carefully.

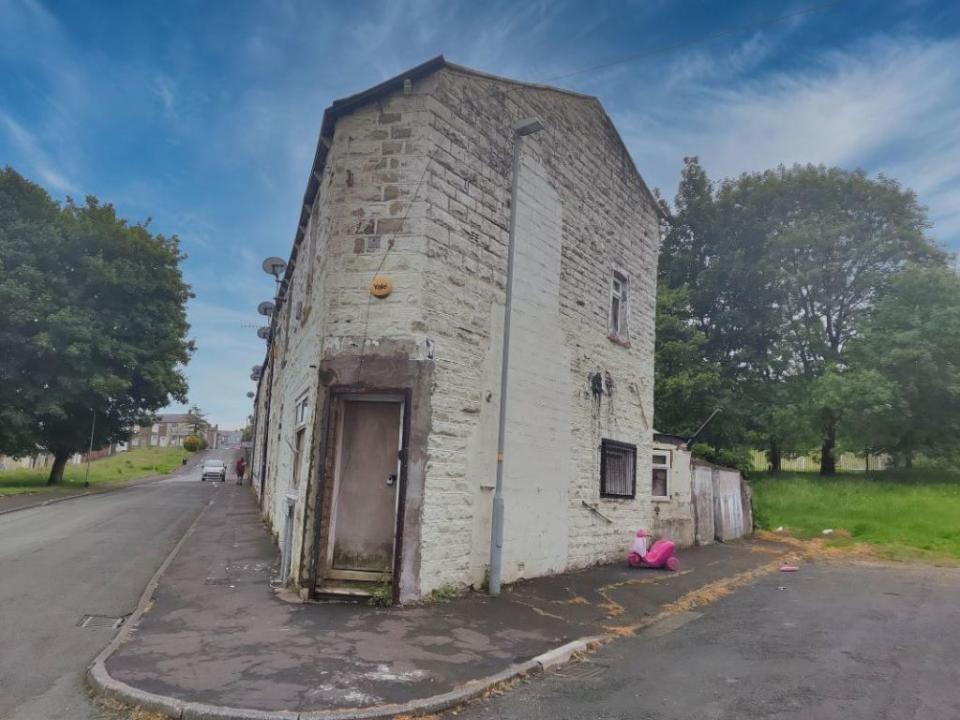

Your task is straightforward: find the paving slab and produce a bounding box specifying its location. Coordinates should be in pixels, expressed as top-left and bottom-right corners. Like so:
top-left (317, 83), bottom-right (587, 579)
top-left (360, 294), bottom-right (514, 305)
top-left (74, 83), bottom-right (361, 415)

top-left (102, 484), bottom-right (790, 715)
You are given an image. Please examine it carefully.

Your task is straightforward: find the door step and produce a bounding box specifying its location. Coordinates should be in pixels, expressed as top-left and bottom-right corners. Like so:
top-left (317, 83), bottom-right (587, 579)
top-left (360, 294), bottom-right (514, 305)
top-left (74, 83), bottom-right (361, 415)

top-left (325, 568), bottom-right (391, 583)
top-left (314, 579), bottom-right (390, 603)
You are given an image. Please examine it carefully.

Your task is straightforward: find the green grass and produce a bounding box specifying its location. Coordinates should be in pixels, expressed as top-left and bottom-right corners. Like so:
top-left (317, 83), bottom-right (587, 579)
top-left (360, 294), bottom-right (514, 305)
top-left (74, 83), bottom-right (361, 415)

top-left (428, 583), bottom-right (460, 603)
top-left (752, 469), bottom-right (960, 560)
top-left (0, 447), bottom-right (190, 496)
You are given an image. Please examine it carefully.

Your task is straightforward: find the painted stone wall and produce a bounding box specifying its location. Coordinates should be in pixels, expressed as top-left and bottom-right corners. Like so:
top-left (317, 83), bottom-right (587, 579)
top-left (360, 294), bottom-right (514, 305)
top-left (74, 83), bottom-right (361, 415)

top-left (254, 66), bottom-right (661, 600)
top-left (255, 87), bottom-right (436, 593)
top-left (651, 442), bottom-right (696, 547)
top-left (399, 68), bottom-right (662, 593)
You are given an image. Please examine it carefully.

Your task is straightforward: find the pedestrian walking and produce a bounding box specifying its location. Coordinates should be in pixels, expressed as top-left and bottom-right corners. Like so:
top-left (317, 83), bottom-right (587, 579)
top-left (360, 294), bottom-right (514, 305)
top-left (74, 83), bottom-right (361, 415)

top-left (235, 456), bottom-right (247, 486)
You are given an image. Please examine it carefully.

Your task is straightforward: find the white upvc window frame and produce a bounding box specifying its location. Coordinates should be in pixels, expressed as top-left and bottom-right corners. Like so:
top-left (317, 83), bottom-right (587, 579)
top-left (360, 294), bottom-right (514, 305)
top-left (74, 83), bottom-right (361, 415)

top-left (609, 268), bottom-right (630, 342)
top-left (651, 449), bottom-right (672, 501)
top-left (294, 393), bottom-right (310, 428)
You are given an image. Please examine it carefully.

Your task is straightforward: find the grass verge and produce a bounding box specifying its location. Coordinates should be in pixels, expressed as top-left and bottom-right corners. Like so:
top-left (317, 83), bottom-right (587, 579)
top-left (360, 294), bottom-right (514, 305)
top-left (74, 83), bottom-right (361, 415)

top-left (0, 447), bottom-right (190, 497)
top-left (752, 469), bottom-right (960, 561)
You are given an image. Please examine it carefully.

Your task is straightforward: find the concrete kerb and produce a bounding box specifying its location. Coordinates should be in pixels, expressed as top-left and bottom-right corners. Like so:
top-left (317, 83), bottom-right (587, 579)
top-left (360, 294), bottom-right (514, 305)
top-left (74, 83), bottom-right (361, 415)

top-left (81, 483), bottom-right (550, 720)
top-left (86, 512), bottom-right (789, 720)
top-left (85, 491), bottom-right (216, 717)
top-left (0, 481), bottom-right (162, 517)
top-left (0, 488), bottom-right (111, 516)
top-left (531, 636), bottom-right (607, 671)
top-left (89, 655), bottom-right (544, 720)
top-left (0, 462), bottom-right (200, 517)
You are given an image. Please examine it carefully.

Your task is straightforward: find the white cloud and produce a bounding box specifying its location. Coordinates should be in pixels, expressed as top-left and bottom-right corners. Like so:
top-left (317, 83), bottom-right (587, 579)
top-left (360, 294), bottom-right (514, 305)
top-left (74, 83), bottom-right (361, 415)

top-left (8, 1), bottom-right (960, 425)
top-left (613, 33), bottom-right (960, 245)
top-left (0, 109), bottom-right (80, 194)
top-left (152, 75), bottom-right (178, 120)
top-left (163, 299), bottom-right (267, 428)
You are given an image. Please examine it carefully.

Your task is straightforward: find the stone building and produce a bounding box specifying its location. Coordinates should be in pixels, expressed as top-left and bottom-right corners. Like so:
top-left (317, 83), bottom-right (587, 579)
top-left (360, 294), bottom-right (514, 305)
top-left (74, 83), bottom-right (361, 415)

top-left (250, 57), bottom-right (667, 603)
top-left (129, 413), bottom-right (218, 449)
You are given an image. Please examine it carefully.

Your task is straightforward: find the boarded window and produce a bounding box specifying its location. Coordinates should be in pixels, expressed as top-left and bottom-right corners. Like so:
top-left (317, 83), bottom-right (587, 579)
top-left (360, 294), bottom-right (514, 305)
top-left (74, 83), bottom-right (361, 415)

top-left (652, 451), bottom-right (671, 497)
top-left (601, 439), bottom-right (636, 498)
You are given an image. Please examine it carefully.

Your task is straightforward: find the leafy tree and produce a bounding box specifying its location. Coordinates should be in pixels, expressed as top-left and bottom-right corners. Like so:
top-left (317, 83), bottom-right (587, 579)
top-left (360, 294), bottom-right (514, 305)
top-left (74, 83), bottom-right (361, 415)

top-left (653, 284), bottom-right (724, 437)
top-left (841, 266), bottom-right (960, 465)
top-left (811, 365), bottom-right (900, 465)
top-left (658, 157), bottom-right (717, 291)
top-left (186, 404), bottom-right (208, 435)
top-left (183, 433), bottom-right (207, 452)
top-left (657, 161), bottom-right (942, 474)
top-left (241, 415), bottom-right (254, 442)
top-left (766, 167), bottom-right (941, 472)
top-left (746, 375), bottom-right (818, 472)
top-left (0, 167), bottom-right (193, 483)
top-left (656, 158), bottom-right (786, 454)
top-left (0, 167), bottom-right (62, 454)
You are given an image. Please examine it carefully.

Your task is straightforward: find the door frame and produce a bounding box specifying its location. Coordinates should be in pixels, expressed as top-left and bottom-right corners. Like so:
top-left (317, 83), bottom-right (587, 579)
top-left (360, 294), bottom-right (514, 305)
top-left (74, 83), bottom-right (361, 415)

top-left (313, 387), bottom-right (411, 604)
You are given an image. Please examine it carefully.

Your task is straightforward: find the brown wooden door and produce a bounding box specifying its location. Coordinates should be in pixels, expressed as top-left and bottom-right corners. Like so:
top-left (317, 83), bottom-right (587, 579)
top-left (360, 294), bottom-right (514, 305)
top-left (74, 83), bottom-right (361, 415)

top-left (330, 398), bottom-right (402, 575)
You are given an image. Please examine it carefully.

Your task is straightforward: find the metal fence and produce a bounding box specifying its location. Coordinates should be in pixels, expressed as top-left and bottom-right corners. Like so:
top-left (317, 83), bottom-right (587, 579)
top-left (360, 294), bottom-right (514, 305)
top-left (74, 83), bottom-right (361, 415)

top-left (749, 450), bottom-right (889, 473)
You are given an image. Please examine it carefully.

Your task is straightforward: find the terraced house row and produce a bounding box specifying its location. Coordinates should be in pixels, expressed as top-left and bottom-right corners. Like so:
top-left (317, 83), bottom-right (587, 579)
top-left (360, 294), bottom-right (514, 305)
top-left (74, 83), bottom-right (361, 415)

top-left (249, 57), bottom-right (688, 603)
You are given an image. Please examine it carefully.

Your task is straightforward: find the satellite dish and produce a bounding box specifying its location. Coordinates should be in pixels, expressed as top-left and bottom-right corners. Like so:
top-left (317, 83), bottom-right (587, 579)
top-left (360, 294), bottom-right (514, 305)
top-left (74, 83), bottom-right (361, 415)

top-left (246, 391), bottom-right (255, 398)
top-left (262, 257), bottom-right (287, 278)
top-left (257, 326), bottom-right (271, 340)
top-left (257, 301), bottom-right (275, 316)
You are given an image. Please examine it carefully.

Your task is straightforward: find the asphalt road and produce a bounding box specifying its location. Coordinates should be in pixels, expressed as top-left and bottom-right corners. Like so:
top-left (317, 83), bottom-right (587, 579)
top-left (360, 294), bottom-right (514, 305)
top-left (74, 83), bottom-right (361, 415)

top-left (0, 448), bottom-right (239, 720)
top-left (451, 562), bottom-right (960, 720)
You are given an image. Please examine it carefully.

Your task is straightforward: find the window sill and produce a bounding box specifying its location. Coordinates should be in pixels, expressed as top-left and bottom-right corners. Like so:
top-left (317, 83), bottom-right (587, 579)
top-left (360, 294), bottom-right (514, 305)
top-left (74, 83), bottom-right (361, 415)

top-left (651, 495), bottom-right (671, 503)
top-left (607, 332), bottom-right (631, 348)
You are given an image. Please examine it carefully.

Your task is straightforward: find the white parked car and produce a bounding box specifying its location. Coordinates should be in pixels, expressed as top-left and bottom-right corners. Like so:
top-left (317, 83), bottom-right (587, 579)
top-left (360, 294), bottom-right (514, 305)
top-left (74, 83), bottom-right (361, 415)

top-left (201, 459), bottom-right (226, 482)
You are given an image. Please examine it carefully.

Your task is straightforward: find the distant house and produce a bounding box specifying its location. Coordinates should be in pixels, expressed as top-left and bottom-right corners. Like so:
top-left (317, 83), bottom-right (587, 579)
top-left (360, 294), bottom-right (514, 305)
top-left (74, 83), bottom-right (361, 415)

top-left (217, 429), bottom-right (244, 449)
top-left (130, 414), bottom-right (218, 449)
top-left (250, 57), bottom-right (664, 603)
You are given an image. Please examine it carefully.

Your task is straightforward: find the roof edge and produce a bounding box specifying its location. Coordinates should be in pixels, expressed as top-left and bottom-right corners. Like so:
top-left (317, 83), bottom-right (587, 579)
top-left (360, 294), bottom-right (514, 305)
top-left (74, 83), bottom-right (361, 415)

top-left (275, 55), bottom-right (664, 302)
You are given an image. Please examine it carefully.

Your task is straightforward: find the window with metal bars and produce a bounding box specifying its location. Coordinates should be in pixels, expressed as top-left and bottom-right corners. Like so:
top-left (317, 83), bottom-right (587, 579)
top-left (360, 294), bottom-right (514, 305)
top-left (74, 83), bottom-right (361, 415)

top-left (600, 439), bottom-right (636, 498)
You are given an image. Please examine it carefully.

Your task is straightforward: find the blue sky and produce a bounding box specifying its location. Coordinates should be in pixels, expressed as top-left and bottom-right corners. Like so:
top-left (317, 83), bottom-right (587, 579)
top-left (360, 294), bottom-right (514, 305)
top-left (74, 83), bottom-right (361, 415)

top-left (2, 0), bottom-right (959, 428)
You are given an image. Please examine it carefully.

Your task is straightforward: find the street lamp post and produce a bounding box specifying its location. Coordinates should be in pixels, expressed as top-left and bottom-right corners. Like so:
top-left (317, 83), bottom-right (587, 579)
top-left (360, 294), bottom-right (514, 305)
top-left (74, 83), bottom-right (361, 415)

top-left (83, 410), bottom-right (96, 488)
top-left (488, 117), bottom-right (544, 596)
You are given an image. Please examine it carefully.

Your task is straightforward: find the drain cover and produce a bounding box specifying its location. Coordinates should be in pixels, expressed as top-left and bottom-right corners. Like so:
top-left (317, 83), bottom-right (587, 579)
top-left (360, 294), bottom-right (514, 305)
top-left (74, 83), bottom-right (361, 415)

top-left (78, 614), bottom-right (124, 629)
top-left (553, 661), bottom-right (608, 680)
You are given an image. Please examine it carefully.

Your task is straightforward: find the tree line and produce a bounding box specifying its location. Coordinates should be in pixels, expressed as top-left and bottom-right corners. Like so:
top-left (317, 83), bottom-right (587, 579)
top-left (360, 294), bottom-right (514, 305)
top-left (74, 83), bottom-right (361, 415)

top-left (654, 158), bottom-right (959, 474)
top-left (0, 168), bottom-right (193, 483)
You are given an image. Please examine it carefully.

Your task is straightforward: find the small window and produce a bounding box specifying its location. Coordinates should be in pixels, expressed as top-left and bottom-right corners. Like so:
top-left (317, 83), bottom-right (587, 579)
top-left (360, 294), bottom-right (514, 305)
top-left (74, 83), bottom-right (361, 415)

top-left (652, 451), bottom-right (671, 498)
top-left (295, 395), bottom-right (309, 426)
top-left (601, 439), bottom-right (636, 498)
top-left (610, 270), bottom-right (629, 338)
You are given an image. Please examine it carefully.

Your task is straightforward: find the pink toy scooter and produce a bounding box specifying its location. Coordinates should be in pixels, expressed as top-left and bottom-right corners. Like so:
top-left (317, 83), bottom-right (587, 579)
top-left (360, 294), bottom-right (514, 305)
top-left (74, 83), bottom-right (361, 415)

top-left (627, 529), bottom-right (679, 571)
